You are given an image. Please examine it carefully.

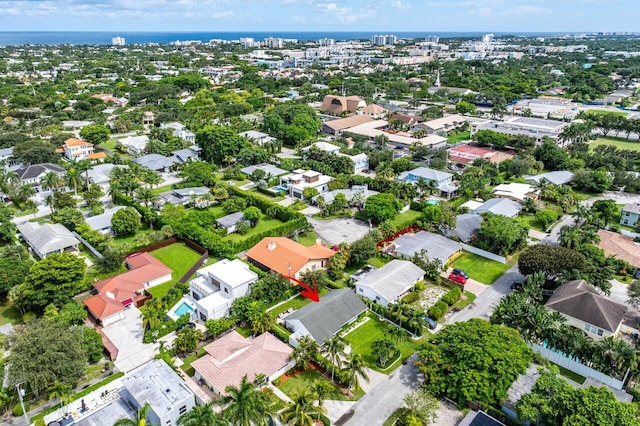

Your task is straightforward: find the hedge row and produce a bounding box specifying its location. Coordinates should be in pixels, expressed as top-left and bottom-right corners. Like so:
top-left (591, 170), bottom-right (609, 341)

top-left (367, 302), bottom-right (423, 336)
top-left (111, 191), bottom-right (159, 227)
top-left (427, 287), bottom-right (462, 320)
top-left (441, 286), bottom-right (462, 306)
top-left (256, 186), bottom-right (283, 198)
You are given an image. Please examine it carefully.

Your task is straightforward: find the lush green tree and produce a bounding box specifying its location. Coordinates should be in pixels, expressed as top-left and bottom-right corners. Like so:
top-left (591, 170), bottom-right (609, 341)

top-left (343, 353), bottom-right (370, 392)
top-left (372, 339), bottom-right (398, 367)
top-left (292, 336), bottom-right (319, 370)
top-left (534, 209), bottom-right (559, 230)
top-left (473, 129), bottom-right (510, 149)
top-left (13, 140), bottom-right (60, 165)
top-left (348, 236), bottom-right (377, 266)
top-left (53, 206), bottom-right (85, 231)
top-left (402, 390), bottom-right (439, 426)
top-left (6, 318), bottom-right (87, 392)
top-left (363, 193), bottom-right (402, 224)
top-left (476, 214), bottom-right (528, 256)
top-left (112, 206), bottom-right (141, 235)
top-left (179, 161), bottom-right (218, 187)
top-left (455, 101), bottom-right (477, 115)
top-left (627, 280), bottom-right (640, 308)
top-left (196, 125), bottom-right (247, 165)
top-left (0, 204), bottom-right (16, 243)
top-left (218, 375), bottom-right (274, 426)
top-left (79, 124), bottom-right (111, 145)
top-left (114, 402), bottom-right (152, 426)
top-left (48, 381), bottom-right (73, 409)
top-left (590, 199), bottom-right (619, 225)
top-left (280, 388), bottom-right (326, 426)
top-left (323, 336), bottom-right (346, 381)
top-left (178, 401), bottom-right (226, 426)
top-left (19, 252), bottom-right (86, 312)
top-left (518, 244), bottom-right (587, 281)
top-left (416, 319), bottom-right (533, 407)
top-left (0, 246), bottom-right (33, 301)
top-left (173, 327), bottom-right (203, 355)
top-left (516, 371), bottom-right (639, 426)
top-left (242, 206), bottom-right (262, 228)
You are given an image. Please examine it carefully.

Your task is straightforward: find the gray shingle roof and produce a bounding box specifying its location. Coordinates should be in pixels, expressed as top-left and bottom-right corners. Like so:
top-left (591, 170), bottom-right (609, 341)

top-left (133, 154), bottom-right (179, 171)
top-left (17, 222), bottom-right (79, 256)
top-left (397, 167), bottom-right (453, 184)
top-left (240, 163), bottom-right (288, 177)
top-left (285, 289), bottom-right (367, 344)
top-left (526, 171), bottom-right (574, 186)
top-left (393, 231), bottom-right (462, 264)
top-left (355, 260), bottom-right (425, 302)
top-left (472, 198), bottom-right (522, 218)
top-left (216, 212), bottom-right (245, 228)
top-left (545, 280), bottom-right (627, 333)
top-left (448, 214), bottom-right (483, 242)
top-left (16, 163), bottom-right (65, 180)
top-left (85, 206), bottom-right (130, 232)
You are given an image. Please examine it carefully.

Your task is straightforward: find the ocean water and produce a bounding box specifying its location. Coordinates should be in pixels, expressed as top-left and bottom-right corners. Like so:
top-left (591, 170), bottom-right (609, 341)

top-left (0, 31), bottom-right (565, 46)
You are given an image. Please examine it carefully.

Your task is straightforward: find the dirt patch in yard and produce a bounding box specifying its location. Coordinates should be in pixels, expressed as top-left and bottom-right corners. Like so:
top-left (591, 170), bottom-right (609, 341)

top-left (414, 286), bottom-right (448, 311)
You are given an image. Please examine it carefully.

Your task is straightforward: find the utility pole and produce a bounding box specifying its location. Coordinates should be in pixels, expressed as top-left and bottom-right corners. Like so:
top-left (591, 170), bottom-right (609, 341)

top-left (15, 383), bottom-right (29, 425)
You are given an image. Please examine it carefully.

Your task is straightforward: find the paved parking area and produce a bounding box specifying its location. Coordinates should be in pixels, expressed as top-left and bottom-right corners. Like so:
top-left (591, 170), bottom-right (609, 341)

top-left (308, 217), bottom-right (371, 245)
top-left (102, 307), bottom-right (157, 373)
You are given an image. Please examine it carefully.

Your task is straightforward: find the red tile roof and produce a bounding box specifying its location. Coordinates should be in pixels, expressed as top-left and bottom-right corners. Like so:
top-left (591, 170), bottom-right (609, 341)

top-left (63, 138), bottom-right (93, 147)
top-left (84, 293), bottom-right (126, 320)
top-left (245, 237), bottom-right (335, 276)
top-left (597, 229), bottom-right (640, 267)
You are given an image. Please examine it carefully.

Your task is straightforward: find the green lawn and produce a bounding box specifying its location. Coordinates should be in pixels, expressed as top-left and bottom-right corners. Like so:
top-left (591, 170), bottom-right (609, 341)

top-left (453, 291), bottom-right (476, 310)
top-left (451, 252), bottom-right (515, 285)
top-left (226, 217), bottom-right (284, 242)
top-left (390, 210), bottom-right (422, 228)
top-left (294, 231), bottom-right (319, 247)
top-left (148, 243), bottom-right (202, 298)
top-left (278, 369), bottom-right (362, 401)
top-left (519, 214), bottom-right (547, 232)
top-left (267, 288), bottom-right (331, 318)
top-left (585, 110), bottom-right (628, 117)
top-left (344, 256), bottom-right (391, 275)
top-left (590, 136), bottom-right (640, 152)
top-left (0, 301), bottom-right (22, 326)
top-left (112, 223), bottom-right (154, 248)
top-left (556, 364), bottom-right (586, 384)
top-left (98, 139), bottom-right (119, 151)
top-left (447, 131), bottom-right (471, 144)
top-left (151, 183), bottom-right (176, 195)
top-left (343, 314), bottom-right (425, 373)
top-left (181, 347), bottom-right (208, 377)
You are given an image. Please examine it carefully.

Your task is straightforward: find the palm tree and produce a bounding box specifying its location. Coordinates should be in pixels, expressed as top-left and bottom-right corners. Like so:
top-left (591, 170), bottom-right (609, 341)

top-left (75, 159), bottom-right (92, 188)
top-left (292, 336), bottom-right (319, 370)
top-left (141, 307), bottom-right (162, 331)
top-left (42, 171), bottom-right (64, 192)
top-left (48, 381), bottom-right (72, 409)
top-left (142, 171), bottom-right (162, 189)
top-left (343, 353), bottom-right (370, 392)
top-left (385, 325), bottom-right (409, 344)
top-left (173, 327), bottom-right (203, 355)
top-left (66, 167), bottom-right (83, 196)
top-left (375, 163), bottom-right (395, 181)
top-left (571, 205), bottom-right (589, 224)
top-left (114, 402), bottom-right (154, 426)
top-left (250, 312), bottom-right (274, 335)
top-left (310, 379), bottom-right (333, 412)
top-left (135, 187), bottom-right (159, 207)
top-left (372, 339), bottom-right (397, 367)
top-left (323, 336), bottom-right (346, 381)
top-left (279, 389), bottom-right (326, 426)
top-left (218, 375), bottom-right (274, 426)
top-left (178, 402), bottom-right (226, 426)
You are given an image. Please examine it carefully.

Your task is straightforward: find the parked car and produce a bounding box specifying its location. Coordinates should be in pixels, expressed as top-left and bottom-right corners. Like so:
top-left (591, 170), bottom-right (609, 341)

top-left (448, 273), bottom-right (467, 285)
top-left (511, 281), bottom-right (524, 290)
top-left (451, 268), bottom-right (469, 279)
top-left (422, 316), bottom-right (438, 330)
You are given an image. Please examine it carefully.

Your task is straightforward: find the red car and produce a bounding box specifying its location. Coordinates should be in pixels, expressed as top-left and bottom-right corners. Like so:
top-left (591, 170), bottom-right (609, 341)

top-left (448, 273), bottom-right (467, 285)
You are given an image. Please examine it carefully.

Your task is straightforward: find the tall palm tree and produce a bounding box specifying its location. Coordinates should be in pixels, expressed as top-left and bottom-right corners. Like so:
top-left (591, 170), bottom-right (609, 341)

top-left (279, 389), bottom-right (326, 426)
top-left (141, 307), bottom-right (162, 331)
top-left (66, 167), bottom-right (83, 196)
top-left (178, 402), bottom-right (226, 426)
top-left (292, 336), bottom-right (319, 370)
top-left (75, 159), bottom-right (92, 188)
top-left (135, 187), bottom-right (158, 207)
top-left (142, 170), bottom-right (162, 189)
top-left (48, 381), bottom-right (72, 409)
top-left (114, 402), bottom-right (155, 426)
top-left (323, 336), bottom-right (346, 381)
top-left (218, 376), bottom-right (273, 426)
top-left (343, 353), bottom-right (369, 392)
top-left (42, 171), bottom-right (64, 192)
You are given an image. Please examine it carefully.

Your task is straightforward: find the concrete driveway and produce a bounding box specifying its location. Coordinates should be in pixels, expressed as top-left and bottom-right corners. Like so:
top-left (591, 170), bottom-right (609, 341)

top-left (102, 307), bottom-right (158, 373)
top-left (308, 217), bottom-right (371, 245)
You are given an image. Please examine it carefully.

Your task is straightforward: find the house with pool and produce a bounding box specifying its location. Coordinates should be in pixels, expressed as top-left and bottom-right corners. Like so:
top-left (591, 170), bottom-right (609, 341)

top-left (168, 259), bottom-right (258, 323)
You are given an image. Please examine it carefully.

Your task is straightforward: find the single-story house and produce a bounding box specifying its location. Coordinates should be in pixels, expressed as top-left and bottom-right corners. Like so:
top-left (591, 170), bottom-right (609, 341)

top-left (446, 213), bottom-right (483, 243)
top-left (119, 135), bottom-right (149, 155)
top-left (87, 164), bottom-right (126, 190)
top-left (239, 130), bottom-right (276, 146)
top-left (16, 163), bottom-right (66, 192)
top-left (420, 114), bottom-right (467, 134)
top-left (216, 212), bottom-right (247, 234)
top-left (386, 230), bottom-right (463, 265)
top-left (246, 237), bottom-right (335, 279)
top-left (361, 104), bottom-right (387, 119)
top-left (172, 148), bottom-right (200, 163)
top-left (133, 153), bottom-right (180, 172)
top-left (313, 184), bottom-right (378, 206)
top-left (17, 222), bottom-right (79, 259)
top-left (304, 141), bottom-right (340, 155)
top-left (492, 183), bottom-right (537, 203)
top-left (545, 280), bottom-right (627, 339)
top-left (192, 331), bottom-right (293, 395)
top-left (284, 289), bottom-right (367, 344)
top-left (157, 187), bottom-right (211, 207)
top-left (240, 163), bottom-right (288, 178)
top-left (397, 167), bottom-right (454, 187)
top-left (354, 260), bottom-right (425, 307)
top-left (470, 198), bottom-right (522, 218)
top-left (597, 229), bottom-right (640, 268)
top-left (525, 171), bottom-right (574, 186)
top-left (86, 206), bottom-right (138, 234)
top-left (84, 253), bottom-right (172, 325)
top-left (620, 202), bottom-right (640, 229)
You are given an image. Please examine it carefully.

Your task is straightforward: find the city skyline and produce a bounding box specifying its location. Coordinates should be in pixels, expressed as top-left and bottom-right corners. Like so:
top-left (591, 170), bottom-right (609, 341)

top-left (0, 0), bottom-right (638, 33)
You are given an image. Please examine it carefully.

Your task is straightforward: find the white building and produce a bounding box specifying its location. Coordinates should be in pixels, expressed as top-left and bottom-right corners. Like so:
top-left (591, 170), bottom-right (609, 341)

top-left (62, 138), bottom-right (106, 161)
top-left (111, 36), bottom-right (126, 46)
top-left (119, 135), bottom-right (150, 155)
top-left (371, 34), bottom-right (397, 46)
top-left (279, 169), bottom-right (332, 200)
top-left (470, 116), bottom-right (569, 144)
top-left (354, 260), bottom-right (425, 307)
top-left (160, 122), bottom-right (196, 143)
top-left (264, 37), bottom-right (284, 49)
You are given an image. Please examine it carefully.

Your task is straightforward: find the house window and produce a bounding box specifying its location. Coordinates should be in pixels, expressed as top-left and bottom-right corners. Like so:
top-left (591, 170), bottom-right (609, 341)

top-left (312, 265), bottom-right (317, 270)
top-left (375, 296), bottom-right (380, 301)
top-left (179, 405), bottom-right (187, 415)
top-left (358, 288), bottom-right (363, 293)
top-left (598, 329), bottom-right (603, 336)
top-left (584, 324), bottom-right (591, 332)
top-left (224, 287), bottom-right (229, 294)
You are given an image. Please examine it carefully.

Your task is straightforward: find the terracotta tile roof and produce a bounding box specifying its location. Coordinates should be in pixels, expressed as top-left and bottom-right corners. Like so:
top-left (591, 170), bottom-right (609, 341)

top-left (597, 229), bottom-right (640, 267)
top-left (63, 138), bottom-right (93, 147)
top-left (84, 293), bottom-right (126, 320)
top-left (87, 152), bottom-right (107, 160)
top-left (191, 331), bottom-right (292, 395)
top-left (245, 237), bottom-right (335, 276)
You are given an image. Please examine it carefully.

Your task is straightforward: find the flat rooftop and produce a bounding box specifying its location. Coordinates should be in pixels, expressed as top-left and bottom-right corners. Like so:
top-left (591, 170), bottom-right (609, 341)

top-left (75, 395), bottom-right (135, 426)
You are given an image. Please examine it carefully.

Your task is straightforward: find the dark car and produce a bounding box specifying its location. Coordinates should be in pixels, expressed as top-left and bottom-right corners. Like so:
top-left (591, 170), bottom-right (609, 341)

top-left (451, 268), bottom-right (469, 279)
top-left (422, 316), bottom-right (438, 330)
top-left (511, 281), bottom-right (524, 290)
top-left (448, 273), bottom-right (467, 285)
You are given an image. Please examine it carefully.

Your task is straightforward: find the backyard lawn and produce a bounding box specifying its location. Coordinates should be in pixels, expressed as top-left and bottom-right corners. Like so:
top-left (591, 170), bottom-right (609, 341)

top-left (267, 288), bottom-right (330, 318)
top-left (98, 139), bottom-right (119, 151)
top-left (112, 223), bottom-right (154, 248)
top-left (390, 210), bottom-right (422, 228)
top-left (180, 347), bottom-right (208, 377)
top-left (447, 131), bottom-right (471, 144)
top-left (343, 314), bottom-right (424, 373)
top-left (451, 251), bottom-right (516, 285)
top-left (519, 214), bottom-right (547, 232)
top-left (148, 243), bottom-right (202, 298)
top-left (590, 136), bottom-right (640, 153)
top-left (278, 369), bottom-right (362, 401)
top-left (294, 230), bottom-right (319, 247)
top-left (226, 217), bottom-right (284, 243)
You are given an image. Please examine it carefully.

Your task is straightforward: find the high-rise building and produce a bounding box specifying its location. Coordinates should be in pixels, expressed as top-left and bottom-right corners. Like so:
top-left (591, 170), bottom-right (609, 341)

top-left (318, 38), bottom-right (335, 46)
top-left (371, 34), bottom-right (397, 46)
top-left (264, 37), bottom-right (284, 49)
top-left (111, 36), bottom-right (125, 46)
top-left (425, 35), bottom-right (439, 44)
top-left (481, 33), bottom-right (494, 43)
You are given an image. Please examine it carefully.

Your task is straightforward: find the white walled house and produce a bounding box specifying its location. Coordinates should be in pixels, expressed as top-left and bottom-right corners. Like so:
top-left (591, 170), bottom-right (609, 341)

top-left (279, 169), bottom-right (332, 200)
top-left (354, 260), bottom-right (425, 307)
top-left (61, 138), bottom-right (106, 161)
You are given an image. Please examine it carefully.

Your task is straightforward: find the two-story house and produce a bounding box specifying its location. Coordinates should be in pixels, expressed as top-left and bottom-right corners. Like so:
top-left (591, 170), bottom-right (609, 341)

top-left (621, 202), bottom-right (640, 228)
top-left (16, 163), bottom-right (66, 192)
top-left (279, 169), bottom-right (332, 200)
top-left (160, 122), bottom-right (196, 143)
top-left (61, 138), bottom-right (106, 161)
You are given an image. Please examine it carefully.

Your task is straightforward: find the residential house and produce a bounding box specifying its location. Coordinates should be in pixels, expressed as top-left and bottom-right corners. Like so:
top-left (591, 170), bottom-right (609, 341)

top-left (83, 253), bottom-right (172, 326)
top-left (420, 114), bottom-right (468, 135)
top-left (157, 187), bottom-right (211, 208)
top-left (279, 169), bottom-right (332, 200)
top-left (620, 202), bottom-right (640, 228)
top-left (597, 229), bottom-right (640, 268)
top-left (191, 331), bottom-right (292, 395)
top-left (239, 130), bottom-right (276, 146)
top-left (87, 163), bottom-right (125, 191)
top-left (386, 230), bottom-right (463, 265)
top-left (85, 206), bottom-right (138, 234)
top-left (320, 94), bottom-right (366, 115)
top-left (246, 237), bottom-right (335, 279)
top-left (492, 183), bottom-right (537, 203)
top-left (60, 138), bottom-right (106, 161)
top-left (62, 120), bottom-right (94, 131)
top-left (360, 104), bottom-right (387, 119)
top-left (545, 280), bottom-right (627, 339)
top-left (427, 86), bottom-right (475, 96)
top-left (389, 113), bottom-right (424, 126)
top-left (344, 119), bottom-right (448, 149)
top-left (448, 144), bottom-right (513, 164)
top-left (525, 171), bottom-right (574, 186)
top-left (175, 259), bottom-right (258, 322)
top-left (240, 163), bottom-right (288, 179)
top-left (119, 135), bottom-right (149, 155)
top-left (160, 122), bottom-right (196, 143)
top-left (172, 148), bottom-right (200, 163)
top-left (305, 141), bottom-right (340, 155)
top-left (446, 213), bottom-right (483, 243)
top-left (216, 212), bottom-right (248, 234)
top-left (313, 184), bottom-right (378, 206)
top-left (397, 167), bottom-right (457, 198)
top-left (16, 163), bottom-right (66, 192)
top-left (458, 411), bottom-right (506, 426)
top-left (133, 153), bottom-right (180, 172)
top-left (305, 142), bottom-right (370, 173)
top-left (0, 147), bottom-right (21, 170)
top-left (470, 198), bottom-right (522, 218)
top-left (321, 115), bottom-right (374, 135)
top-left (142, 111), bottom-right (155, 126)
top-left (354, 260), bottom-right (425, 307)
top-left (284, 289), bottom-right (367, 344)
top-left (17, 222), bottom-right (80, 259)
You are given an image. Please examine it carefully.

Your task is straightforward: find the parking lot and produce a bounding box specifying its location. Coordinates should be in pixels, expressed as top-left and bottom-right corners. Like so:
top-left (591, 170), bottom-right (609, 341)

top-left (308, 217), bottom-right (371, 245)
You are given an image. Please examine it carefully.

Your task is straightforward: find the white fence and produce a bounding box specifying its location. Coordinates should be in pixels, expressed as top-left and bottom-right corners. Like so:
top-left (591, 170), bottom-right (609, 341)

top-left (460, 243), bottom-right (507, 264)
top-left (529, 342), bottom-right (624, 390)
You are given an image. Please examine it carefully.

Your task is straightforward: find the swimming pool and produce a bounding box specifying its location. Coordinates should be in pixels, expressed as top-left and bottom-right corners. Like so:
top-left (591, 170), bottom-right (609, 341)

top-left (427, 199), bottom-right (439, 205)
top-left (174, 301), bottom-right (194, 317)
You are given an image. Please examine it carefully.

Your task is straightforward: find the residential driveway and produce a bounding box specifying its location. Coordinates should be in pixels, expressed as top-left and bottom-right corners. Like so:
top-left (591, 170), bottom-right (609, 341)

top-left (609, 279), bottom-right (630, 305)
top-left (445, 264), bottom-right (525, 324)
top-left (335, 353), bottom-right (422, 426)
top-left (102, 307), bottom-right (158, 373)
top-left (308, 217), bottom-right (371, 245)
top-left (433, 399), bottom-right (464, 426)
top-left (300, 206), bottom-right (320, 216)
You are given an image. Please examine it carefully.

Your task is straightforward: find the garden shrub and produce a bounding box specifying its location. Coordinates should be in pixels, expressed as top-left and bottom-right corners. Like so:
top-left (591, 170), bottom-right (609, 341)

top-left (403, 292), bottom-right (420, 303)
top-left (441, 287), bottom-right (462, 306)
top-left (428, 301), bottom-right (448, 320)
top-left (414, 281), bottom-right (426, 291)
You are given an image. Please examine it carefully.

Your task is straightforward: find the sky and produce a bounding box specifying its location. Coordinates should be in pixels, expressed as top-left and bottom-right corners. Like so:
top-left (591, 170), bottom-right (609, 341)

top-left (0, 0), bottom-right (637, 33)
